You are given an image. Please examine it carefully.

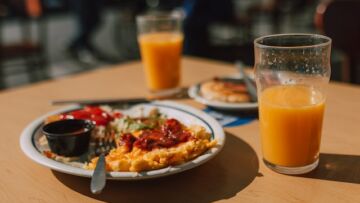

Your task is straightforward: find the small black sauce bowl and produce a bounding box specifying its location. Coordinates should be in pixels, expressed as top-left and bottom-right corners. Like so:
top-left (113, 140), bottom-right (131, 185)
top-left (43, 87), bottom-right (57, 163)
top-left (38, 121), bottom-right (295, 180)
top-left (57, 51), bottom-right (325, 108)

top-left (42, 119), bottom-right (95, 157)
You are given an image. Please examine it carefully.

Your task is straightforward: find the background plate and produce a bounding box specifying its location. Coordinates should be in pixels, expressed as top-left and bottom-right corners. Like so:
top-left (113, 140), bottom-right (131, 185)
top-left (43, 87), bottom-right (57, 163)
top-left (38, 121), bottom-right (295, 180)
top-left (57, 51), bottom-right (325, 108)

top-left (188, 75), bottom-right (258, 110)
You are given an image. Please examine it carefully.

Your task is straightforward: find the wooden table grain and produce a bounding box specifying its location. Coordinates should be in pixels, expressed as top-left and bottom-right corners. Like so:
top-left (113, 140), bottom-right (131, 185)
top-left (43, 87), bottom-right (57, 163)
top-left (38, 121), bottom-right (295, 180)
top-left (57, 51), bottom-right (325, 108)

top-left (1, 57), bottom-right (359, 202)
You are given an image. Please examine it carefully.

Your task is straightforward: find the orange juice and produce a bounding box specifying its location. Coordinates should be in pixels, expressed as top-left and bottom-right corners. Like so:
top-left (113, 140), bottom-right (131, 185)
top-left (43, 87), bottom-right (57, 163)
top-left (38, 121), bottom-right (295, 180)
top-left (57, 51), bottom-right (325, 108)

top-left (138, 32), bottom-right (183, 91)
top-left (259, 85), bottom-right (325, 167)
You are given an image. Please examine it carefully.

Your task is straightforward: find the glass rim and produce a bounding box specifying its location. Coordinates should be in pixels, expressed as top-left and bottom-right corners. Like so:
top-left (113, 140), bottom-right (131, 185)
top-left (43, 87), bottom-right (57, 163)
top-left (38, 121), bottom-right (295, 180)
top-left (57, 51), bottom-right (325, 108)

top-left (136, 11), bottom-right (184, 23)
top-left (254, 33), bottom-right (332, 49)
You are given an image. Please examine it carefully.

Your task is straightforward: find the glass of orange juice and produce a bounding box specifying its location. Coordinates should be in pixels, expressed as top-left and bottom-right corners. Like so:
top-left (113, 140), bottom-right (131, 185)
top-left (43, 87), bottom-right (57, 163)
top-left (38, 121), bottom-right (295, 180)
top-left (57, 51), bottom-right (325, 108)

top-left (254, 34), bottom-right (332, 174)
top-left (136, 12), bottom-right (183, 96)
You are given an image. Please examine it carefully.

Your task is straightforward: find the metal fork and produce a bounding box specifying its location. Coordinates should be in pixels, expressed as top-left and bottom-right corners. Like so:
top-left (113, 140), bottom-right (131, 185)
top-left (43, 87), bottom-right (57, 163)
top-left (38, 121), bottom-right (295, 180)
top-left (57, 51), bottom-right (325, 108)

top-left (90, 137), bottom-right (116, 194)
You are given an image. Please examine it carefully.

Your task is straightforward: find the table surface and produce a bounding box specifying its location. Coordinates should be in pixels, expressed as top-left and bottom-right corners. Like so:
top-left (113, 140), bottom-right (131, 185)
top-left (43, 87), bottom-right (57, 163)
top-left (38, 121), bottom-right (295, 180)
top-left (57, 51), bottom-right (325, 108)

top-left (1, 57), bottom-right (359, 202)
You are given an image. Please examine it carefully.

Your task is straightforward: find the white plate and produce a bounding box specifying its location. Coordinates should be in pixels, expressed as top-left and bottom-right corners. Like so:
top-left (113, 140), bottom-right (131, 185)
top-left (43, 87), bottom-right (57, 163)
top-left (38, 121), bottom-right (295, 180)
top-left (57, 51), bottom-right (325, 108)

top-left (188, 75), bottom-right (258, 111)
top-left (20, 101), bottom-right (225, 180)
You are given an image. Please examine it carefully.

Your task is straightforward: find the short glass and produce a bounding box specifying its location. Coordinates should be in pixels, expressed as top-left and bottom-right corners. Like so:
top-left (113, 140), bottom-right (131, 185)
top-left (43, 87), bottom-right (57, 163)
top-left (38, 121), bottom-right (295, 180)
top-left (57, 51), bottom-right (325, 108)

top-left (136, 12), bottom-right (183, 96)
top-left (254, 34), bottom-right (332, 174)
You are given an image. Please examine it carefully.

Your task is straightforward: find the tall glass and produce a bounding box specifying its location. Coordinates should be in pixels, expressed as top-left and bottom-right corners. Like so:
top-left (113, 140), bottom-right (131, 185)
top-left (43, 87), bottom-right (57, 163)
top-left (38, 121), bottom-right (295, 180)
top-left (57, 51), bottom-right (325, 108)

top-left (136, 12), bottom-right (183, 96)
top-left (254, 34), bottom-right (331, 174)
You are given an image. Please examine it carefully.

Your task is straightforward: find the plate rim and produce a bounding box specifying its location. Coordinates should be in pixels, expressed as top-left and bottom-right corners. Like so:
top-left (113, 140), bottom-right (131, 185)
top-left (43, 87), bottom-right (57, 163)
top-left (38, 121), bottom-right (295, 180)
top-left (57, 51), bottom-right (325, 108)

top-left (20, 101), bottom-right (225, 180)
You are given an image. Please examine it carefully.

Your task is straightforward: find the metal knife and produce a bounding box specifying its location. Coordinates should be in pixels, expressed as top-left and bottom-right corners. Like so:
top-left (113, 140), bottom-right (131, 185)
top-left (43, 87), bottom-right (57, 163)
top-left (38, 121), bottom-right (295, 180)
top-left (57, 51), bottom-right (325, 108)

top-left (235, 61), bottom-right (258, 102)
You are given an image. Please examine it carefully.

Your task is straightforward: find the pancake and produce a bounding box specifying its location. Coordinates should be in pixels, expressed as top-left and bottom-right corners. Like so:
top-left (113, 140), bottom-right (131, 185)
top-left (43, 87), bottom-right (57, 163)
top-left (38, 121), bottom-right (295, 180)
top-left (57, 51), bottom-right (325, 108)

top-left (200, 79), bottom-right (251, 103)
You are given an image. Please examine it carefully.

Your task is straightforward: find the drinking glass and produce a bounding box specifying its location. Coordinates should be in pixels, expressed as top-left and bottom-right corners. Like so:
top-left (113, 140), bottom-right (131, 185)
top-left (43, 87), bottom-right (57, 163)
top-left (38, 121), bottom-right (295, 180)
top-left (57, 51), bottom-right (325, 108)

top-left (136, 12), bottom-right (183, 96)
top-left (254, 34), bottom-right (331, 174)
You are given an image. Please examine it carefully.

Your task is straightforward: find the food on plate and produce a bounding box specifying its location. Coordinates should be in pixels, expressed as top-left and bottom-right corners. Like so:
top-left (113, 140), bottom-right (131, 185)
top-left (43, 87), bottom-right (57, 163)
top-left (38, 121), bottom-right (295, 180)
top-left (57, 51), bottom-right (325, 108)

top-left (86, 109), bottom-right (216, 172)
top-left (200, 77), bottom-right (251, 103)
top-left (43, 106), bottom-right (217, 172)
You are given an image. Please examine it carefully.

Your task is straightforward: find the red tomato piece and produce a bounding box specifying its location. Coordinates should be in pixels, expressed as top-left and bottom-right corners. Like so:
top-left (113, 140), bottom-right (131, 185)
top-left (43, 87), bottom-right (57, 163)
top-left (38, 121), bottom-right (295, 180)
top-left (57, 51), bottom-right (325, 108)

top-left (113, 112), bottom-right (123, 118)
top-left (59, 106), bottom-right (119, 126)
top-left (90, 114), bottom-right (108, 126)
top-left (84, 106), bottom-right (103, 115)
top-left (70, 110), bottom-right (92, 120)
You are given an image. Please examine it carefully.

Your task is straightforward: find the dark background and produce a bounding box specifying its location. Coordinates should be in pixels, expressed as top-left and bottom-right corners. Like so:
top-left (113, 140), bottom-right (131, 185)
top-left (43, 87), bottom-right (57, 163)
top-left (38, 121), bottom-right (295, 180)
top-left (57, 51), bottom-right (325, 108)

top-left (0, 0), bottom-right (358, 89)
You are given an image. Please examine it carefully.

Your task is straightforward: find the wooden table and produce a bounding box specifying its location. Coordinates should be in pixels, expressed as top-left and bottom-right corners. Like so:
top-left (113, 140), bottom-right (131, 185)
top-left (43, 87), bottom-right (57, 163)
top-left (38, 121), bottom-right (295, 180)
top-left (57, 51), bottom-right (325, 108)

top-left (1, 57), bottom-right (359, 202)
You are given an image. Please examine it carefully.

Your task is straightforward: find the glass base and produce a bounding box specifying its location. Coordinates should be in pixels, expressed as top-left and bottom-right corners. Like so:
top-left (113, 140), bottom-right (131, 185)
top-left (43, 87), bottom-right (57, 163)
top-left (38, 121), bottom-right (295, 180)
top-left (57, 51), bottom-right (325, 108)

top-left (263, 158), bottom-right (319, 175)
top-left (148, 87), bottom-right (181, 98)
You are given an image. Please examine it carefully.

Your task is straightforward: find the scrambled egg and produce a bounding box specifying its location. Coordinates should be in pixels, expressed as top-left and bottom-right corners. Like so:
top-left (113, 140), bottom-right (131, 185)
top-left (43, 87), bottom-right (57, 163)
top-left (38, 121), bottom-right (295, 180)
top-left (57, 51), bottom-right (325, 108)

top-left (86, 125), bottom-right (216, 172)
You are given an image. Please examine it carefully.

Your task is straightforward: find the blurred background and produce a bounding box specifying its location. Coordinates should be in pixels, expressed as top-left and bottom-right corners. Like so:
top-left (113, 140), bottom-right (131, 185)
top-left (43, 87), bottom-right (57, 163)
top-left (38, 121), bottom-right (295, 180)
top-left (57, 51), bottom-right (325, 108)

top-left (0, 0), bottom-right (359, 90)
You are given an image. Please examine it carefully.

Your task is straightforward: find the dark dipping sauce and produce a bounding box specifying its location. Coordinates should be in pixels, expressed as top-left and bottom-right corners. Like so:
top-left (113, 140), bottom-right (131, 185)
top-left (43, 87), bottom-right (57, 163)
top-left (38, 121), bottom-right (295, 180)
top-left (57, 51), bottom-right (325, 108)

top-left (120, 119), bottom-right (193, 151)
top-left (42, 119), bottom-right (95, 156)
top-left (44, 121), bottom-right (91, 135)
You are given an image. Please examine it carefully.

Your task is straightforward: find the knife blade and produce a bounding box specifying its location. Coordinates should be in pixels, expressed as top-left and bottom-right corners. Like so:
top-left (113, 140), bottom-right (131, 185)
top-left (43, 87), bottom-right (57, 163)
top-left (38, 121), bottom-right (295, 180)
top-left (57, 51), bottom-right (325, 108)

top-left (51, 88), bottom-right (189, 106)
top-left (51, 97), bottom-right (150, 106)
top-left (235, 61), bottom-right (258, 102)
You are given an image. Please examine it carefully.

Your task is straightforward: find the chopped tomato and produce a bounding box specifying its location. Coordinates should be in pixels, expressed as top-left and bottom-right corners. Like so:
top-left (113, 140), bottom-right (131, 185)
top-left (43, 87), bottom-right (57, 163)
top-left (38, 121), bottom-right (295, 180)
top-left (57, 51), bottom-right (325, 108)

top-left (84, 106), bottom-right (103, 115)
top-left (70, 110), bottom-right (92, 119)
top-left (60, 105), bottom-right (118, 126)
top-left (113, 112), bottom-right (123, 118)
top-left (90, 114), bottom-right (109, 126)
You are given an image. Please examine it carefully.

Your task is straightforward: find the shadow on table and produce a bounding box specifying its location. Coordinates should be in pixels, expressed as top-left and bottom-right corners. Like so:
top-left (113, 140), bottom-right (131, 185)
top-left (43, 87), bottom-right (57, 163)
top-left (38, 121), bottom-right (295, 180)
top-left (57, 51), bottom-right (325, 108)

top-left (300, 153), bottom-right (360, 184)
top-left (52, 132), bottom-right (259, 203)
